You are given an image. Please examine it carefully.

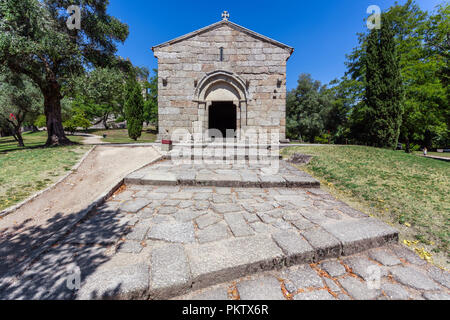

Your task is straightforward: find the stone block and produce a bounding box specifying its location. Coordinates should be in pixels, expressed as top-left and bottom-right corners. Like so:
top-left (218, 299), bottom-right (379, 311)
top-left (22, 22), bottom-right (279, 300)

top-left (237, 277), bottom-right (285, 300)
top-left (196, 213), bottom-right (222, 229)
top-left (150, 244), bottom-right (191, 299)
top-left (173, 209), bottom-right (206, 222)
top-left (369, 248), bottom-right (401, 266)
top-left (224, 212), bottom-right (255, 237)
top-left (119, 198), bottom-right (152, 213)
top-left (260, 175), bottom-right (286, 188)
top-left (140, 171), bottom-right (178, 186)
top-left (381, 283), bottom-right (411, 300)
top-left (343, 256), bottom-right (387, 281)
top-left (147, 221), bottom-right (195, 244)
top-left (338, 277), bottom-right (381, 300)
top-left (117, 241), bottom-right (143, 254)
top-left (186, 235), bottom-right (284, 290)
top-left (78, 264), bottom-right (149, 300)
top-left (196, 222), bottom-right (229, 244)
top-left (184, 286), bottom-right (230, 300)
top-left (321, 218), bottom-right (399, 255)
top-left (282, 265), bottom-right (324, 293)
top-left (302, 228), bottom-right (342, 261)
top-left (272, 231), bottom-right (314, 265)
top-left (212, 203), bottom-right (242, 214)
top-left (320, 260), bottom-right (347, 278)
top-left (390, 266), bottom-right (440, 291)
top-left (293, 290), bottom-right (335, 300)
top-left (423, 292), bottom-right (450, 300)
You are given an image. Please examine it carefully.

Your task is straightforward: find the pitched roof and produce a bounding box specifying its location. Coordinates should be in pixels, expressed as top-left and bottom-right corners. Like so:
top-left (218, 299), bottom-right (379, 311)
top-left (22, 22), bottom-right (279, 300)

top-left (152, 20), bottom-right (294, 55)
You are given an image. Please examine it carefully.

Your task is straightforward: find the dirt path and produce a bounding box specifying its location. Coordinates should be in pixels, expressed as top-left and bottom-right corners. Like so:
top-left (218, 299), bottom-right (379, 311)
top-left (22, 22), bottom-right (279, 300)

top-left (0, 146), bottom-right (161, 277)
top-left (80, 134), bottom-right (108, 145)
top-left (0, 145), bottom-right (160, 234)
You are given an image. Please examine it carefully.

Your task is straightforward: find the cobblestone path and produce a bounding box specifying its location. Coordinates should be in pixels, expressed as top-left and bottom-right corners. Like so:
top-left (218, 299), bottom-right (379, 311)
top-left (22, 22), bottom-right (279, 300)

top-left (1, 156), bottom-right (448, 300)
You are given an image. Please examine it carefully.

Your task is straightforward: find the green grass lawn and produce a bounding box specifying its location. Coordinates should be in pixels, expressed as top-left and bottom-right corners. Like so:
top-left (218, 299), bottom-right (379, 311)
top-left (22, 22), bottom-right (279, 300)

top-left (0, 144), bottom-right (89, 211)
top-left (88, 128), bottom-right (157, 144)
top-left (0, 131), bottom-right (88, 211)
top-left (0, 131), bottom-right (83, 153)
top-left (282, 145), bottom-right (450, 265)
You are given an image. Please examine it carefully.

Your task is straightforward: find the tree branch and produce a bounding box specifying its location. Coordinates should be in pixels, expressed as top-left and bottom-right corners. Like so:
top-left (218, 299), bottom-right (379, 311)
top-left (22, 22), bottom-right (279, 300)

top-left (6, 61), bottom-right (44, 91)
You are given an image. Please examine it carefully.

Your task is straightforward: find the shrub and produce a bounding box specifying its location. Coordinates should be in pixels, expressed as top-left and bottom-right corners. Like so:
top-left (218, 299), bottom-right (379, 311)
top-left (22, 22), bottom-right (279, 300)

top-left (63, 109), bottom-right (91, 134)
top-left (34, 115), bottom-right (47, 128)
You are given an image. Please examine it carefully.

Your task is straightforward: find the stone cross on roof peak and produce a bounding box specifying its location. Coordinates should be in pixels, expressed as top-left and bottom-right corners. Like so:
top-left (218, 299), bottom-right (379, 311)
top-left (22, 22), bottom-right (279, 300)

top-left (221, 11), bottom-right (230, 21)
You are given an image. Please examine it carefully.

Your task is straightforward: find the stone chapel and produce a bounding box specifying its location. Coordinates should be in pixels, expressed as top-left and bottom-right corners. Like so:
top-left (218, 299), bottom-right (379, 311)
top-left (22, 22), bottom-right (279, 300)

top-left (152, 12), bottom-right (294, 142)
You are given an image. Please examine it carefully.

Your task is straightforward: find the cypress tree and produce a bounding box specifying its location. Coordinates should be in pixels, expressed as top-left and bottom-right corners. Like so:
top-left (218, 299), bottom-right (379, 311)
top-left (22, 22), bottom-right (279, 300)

top-left (124, 79), bottom-right (144, 141)
top-left (365, 27), bottom-right (383, 146)
top-left (378, 16), bottom-right (404, 148)
top-left (364, 15), bottom-right (404, 148)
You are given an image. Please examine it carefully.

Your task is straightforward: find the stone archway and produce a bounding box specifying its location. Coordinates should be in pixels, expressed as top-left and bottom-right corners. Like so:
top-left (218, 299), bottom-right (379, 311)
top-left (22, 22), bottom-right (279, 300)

top-left (194, 71), bottom-right (248, 139)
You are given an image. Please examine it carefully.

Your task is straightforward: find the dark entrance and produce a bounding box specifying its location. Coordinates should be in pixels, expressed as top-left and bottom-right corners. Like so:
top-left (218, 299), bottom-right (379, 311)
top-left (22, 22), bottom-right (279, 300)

top-left (208, 101), bottom-right (237, 137)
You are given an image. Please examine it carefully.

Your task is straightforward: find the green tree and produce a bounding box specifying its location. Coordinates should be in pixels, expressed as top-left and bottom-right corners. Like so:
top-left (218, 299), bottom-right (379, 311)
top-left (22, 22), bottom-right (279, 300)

top-left (389, 1), bottom-right (447, 151)
top-left (124, 79), bottom-right (144, 141)
top-left (63, 108), bottom-right (91, 134)
top-left (425, 3), bottom-right (450, 94)
top-left (71, 67), bottom-right (129, 129)
top-left (287, 74), bottom-right (334, 143)
top-left (0, 0), bottom-right (129, 145)
top-left (0, 70), bottom-right (43, 146)
top-left (143, 69), bottom-right (158, 129)
top-left (344, 0), bottom-right (447, 150)
top-left (324, 77), bottom-right (357, 143)
top-left (34, 115), bottom-right (47, 129)
top-left (364, 16), bottom-right (404, 149)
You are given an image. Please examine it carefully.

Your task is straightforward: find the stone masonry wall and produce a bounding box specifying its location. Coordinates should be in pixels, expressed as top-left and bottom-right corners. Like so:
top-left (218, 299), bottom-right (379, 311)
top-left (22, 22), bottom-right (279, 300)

top-left (153, 23), bottom-right (292, 141)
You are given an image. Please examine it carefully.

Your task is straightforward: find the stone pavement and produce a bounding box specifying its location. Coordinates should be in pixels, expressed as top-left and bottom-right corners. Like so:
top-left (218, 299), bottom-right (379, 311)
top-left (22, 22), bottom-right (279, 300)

top-left (1, 183), bottom-right (399, 300)
top-left (0, 156), bottom-right (447, 300)
top-left (174, 245), bottom-right (450, 300)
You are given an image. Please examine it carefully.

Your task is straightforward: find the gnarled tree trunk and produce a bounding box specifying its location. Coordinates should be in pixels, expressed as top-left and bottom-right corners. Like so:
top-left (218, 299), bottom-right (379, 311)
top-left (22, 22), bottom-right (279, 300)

top-left (103, 112), bottom-right (110, 130)
top-left (43, 83), bottom-right (72, 146)
top-left (405, 135), bottom-right (411, 154)
top-left (13, 131), bottom-right (24, 147)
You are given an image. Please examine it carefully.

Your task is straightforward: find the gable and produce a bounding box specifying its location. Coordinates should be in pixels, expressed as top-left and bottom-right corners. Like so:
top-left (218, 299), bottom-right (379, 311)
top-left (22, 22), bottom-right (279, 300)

top-left (152, 20), bottom-right (294, 56)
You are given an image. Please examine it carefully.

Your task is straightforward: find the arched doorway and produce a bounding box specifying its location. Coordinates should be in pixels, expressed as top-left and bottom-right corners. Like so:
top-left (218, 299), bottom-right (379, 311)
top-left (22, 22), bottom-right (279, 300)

top-left (194, 71), bottom-right (248, 139)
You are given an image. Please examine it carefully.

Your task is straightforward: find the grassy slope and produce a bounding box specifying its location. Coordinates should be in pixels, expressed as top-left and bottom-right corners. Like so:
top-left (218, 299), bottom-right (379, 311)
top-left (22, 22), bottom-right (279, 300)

top-left (282, 146), bottom-right (449, 265)
top-left (0, 132), bottom-right (88, 211)
top-left (88, 129), bottom-right (156, 144)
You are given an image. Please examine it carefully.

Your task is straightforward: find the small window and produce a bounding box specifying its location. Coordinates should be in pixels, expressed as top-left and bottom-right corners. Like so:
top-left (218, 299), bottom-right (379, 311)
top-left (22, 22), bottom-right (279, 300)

top-left (219, 47), bottom-right (224, 61)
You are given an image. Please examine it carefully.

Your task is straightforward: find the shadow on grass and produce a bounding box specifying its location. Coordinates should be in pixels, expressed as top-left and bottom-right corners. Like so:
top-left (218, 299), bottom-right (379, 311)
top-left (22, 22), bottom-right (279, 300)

top-left (0, 139), bottom-right (17, 145)
top-left (0, 143), bottom-right (47, 154)
top-left (0, 141), bottom-right (83, 154)
top-left (0, 200), bottom-right (130, 300)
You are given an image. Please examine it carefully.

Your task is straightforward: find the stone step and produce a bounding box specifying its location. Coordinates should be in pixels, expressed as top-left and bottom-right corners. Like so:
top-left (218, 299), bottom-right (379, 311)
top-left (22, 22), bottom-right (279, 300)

top-left (76, 214), bottom-right (399, 300)
top-left (174, 243), bottom-right (444, 301)
top-left (167, 155), bottom-right (283, 161)
top-left (173, 144), bottom-right (279, 149)
top-left (125, 174), bottom-right (319, 188)
top-left (124, 161), bottom-right (320, 189)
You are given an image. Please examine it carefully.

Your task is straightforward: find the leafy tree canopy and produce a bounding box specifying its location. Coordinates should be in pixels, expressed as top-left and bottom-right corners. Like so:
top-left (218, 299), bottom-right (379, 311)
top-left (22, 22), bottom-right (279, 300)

top-left (0, 0), bottom-right (129, 145)
top-left (0, 68), bottom-right (43, 146)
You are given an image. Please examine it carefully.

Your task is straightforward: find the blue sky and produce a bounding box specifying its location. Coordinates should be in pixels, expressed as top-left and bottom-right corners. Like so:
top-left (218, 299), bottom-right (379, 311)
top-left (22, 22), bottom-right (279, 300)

top-left (107, 0), bottom-right (444, 89)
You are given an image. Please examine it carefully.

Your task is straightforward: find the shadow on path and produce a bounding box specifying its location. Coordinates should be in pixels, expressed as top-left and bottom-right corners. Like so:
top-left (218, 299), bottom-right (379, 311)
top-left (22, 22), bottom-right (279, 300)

top-left (0, 200), bottom-right (131, 300)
